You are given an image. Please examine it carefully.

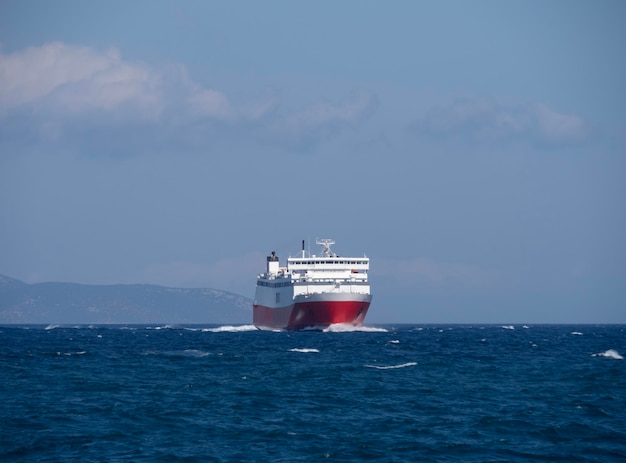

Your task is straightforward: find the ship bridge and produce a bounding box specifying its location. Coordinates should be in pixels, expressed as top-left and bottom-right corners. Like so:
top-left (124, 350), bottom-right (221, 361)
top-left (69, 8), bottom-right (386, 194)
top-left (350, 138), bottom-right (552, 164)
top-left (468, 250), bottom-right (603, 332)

top-left (287, 239), bottom-right (369, 295)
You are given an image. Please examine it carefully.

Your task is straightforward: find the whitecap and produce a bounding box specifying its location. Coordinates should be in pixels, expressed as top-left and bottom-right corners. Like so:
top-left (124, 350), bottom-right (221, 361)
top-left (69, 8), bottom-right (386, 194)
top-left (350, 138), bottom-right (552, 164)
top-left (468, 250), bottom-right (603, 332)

top-left (571, 331), bottom-right (583, 335)
top-left (159, 349), bottom-right (211, 358)
top-left (203, 325), bottom-right (258, 333)
top-left (364, 362), bottom-right (417, 370)
top-left (389, 340), bottom-right (400, 344)
top-left (45, 324), bottom-right (60, 330)
top-left (181, 349), bottom-right (211, 357)
top-left (501, 325), bottom-right (515, 330)
top-left (323, 324), bottom-right (387, 333)
top-left (289, 348), bottom-right (319, 353)
top-left (592, 349), bottom-right (623, 360)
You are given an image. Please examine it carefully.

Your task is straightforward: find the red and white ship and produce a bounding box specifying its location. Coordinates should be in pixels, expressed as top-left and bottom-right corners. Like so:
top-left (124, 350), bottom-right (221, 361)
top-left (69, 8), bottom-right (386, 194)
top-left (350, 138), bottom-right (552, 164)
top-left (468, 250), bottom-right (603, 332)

top-left (253, 239), bottom-right (372, 330)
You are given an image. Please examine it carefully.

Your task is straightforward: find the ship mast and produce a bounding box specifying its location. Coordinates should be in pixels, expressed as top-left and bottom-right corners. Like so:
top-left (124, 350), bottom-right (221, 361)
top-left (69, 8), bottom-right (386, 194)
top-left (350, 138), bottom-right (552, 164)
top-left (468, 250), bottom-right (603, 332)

top-left (316, 238), bottom-right (336, 257)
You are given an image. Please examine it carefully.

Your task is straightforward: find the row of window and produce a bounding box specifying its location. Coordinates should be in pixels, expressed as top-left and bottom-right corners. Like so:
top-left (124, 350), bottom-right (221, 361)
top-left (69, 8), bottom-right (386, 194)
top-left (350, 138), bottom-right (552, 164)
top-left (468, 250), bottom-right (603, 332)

top-left (289, 260), bottom-right (368, 266)
top-left (257, 280), bottom-right (291, 288)
top-left (258, 279), bottom-right (368, 288)
top-left (294, 281), bottom-right (368, 286)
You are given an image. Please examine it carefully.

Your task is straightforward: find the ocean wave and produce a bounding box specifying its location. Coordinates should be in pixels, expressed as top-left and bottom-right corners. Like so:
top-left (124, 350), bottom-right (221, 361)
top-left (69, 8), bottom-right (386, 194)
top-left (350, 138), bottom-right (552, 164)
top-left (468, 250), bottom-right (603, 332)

top-left (178, 349), bottom-right (211, 357)
top-left (56, 351), bottom-right (87, 356)
top-left (3, 324), bottom-right (625, 462)
top-left (146, 349), bottom-right (212, 358)
top-left (501, 325), bottom-right (515, 330)
top-left (323, 324), bottom-right (387, 333)
top-left (289, 348), bottom-right (320, 353)
top-left (364, 362), bottom-right (417, 370)
top-left (592, 349), bottom-right (623, 360)
top-left (203, 325), bottom-right (258, 333)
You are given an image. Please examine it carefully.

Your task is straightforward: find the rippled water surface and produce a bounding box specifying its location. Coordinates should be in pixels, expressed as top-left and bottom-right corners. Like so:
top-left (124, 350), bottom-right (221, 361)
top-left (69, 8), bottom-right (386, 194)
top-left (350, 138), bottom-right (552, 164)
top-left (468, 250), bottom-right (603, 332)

top-left (1, 324), bottom-right (625, 462)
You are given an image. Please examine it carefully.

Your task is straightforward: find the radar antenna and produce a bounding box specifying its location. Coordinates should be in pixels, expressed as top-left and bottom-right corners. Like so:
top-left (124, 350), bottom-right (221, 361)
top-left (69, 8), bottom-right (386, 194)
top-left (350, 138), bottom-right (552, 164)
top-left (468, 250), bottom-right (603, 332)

top-left (316, 238), bottom-right (336, 257)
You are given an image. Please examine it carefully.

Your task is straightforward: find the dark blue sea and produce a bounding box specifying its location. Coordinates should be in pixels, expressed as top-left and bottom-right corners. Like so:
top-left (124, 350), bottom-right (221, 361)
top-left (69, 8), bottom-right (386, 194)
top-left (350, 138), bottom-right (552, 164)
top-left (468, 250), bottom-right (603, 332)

top-left (1, 324), bottom-right (625, 462)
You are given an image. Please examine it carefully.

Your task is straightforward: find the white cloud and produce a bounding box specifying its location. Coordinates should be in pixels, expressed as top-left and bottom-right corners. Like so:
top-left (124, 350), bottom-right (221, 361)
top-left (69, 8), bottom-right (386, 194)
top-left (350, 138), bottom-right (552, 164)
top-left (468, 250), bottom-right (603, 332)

top-left (533, 103), bottom-right (587, 144)
top-left (185, 86), bottom-right (278, 122)
top-left (0, 42), bottom-right (162, 115)
top-left (186, 86), bottom-right (235, 121)
top-left (264, 90), bottom-right (377, 146)
top-left (0, 42), bottom-right (376, 154)
top-left (288, 91), bottom-right (376, 129)
top-left (416, 97), bottom-right (589, 146)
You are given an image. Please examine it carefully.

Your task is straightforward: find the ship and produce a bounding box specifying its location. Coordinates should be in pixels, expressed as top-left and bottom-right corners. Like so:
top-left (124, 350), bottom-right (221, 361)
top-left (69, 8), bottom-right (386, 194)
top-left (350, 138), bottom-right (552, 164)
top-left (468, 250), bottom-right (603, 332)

top-left (253, 239), bottom-right (372, 330)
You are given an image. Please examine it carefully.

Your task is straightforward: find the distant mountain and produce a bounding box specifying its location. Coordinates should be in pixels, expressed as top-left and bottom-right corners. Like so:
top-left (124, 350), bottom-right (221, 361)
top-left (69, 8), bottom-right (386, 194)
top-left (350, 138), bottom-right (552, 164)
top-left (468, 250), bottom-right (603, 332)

top-left (0, 274), bottom-right (252, 324)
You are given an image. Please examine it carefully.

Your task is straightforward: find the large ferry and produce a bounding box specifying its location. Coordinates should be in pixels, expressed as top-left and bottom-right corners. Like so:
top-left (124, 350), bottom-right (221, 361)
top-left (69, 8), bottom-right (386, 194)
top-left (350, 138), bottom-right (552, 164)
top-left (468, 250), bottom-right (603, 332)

top-left (253, 239), bottom-right (372, 330)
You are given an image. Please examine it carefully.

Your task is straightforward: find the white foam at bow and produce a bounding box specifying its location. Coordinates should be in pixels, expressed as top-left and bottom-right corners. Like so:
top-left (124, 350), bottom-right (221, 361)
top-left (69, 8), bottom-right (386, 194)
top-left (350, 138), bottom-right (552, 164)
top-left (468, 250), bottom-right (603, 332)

top-left (365, 362), bottom-right (417, 370)
top-left (323, 323), bottom-right (388, 333)
top-left (592, 349), bottom-right (623, 360)
top-left (289, 348), bottom-right (320, 353)
top-left (203, 325), bottom-right (258, 332)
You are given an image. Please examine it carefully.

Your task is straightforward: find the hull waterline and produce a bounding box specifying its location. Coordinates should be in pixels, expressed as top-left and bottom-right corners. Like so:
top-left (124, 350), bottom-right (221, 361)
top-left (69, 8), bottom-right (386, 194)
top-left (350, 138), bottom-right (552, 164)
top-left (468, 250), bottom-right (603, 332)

top-left (254, 298), bottom-right (371, 331)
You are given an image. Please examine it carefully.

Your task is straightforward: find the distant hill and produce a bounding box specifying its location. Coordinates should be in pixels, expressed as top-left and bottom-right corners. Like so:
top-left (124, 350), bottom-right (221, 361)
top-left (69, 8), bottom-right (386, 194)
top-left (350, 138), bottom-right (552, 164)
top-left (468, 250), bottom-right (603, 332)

top-left (0, 274), bottom-right (252, 324)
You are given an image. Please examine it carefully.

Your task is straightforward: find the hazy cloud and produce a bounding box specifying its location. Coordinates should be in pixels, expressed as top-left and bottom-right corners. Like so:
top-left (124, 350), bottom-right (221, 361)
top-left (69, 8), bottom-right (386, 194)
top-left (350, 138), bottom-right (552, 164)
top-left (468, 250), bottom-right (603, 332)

top-left (135, 253), bottom-right (264, 295)
top-left (0, 43), bottom-right (375, 154)
top-left (415, 97), bottom-right (589, 147)
top-left (186, 86), bottom-right (235, 121)
top-left (533, 103), bottom-right (588, 145)
top-left (287, 91), bottom-right (377, 130)
top-left (376, 257), bottom-right (499, 288)
top-left (0, 42), bottom-right (162, 115)
top-left (261, 90), bottom-right (378, 149)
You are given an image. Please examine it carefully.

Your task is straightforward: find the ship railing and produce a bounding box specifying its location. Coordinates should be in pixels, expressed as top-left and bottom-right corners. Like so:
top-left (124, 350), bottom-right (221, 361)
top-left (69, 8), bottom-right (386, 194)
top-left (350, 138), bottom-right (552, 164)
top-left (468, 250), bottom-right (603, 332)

top-left (298, 285), bottom-right (370, 295)
top-left (294, 277), bottom-right (367, 283)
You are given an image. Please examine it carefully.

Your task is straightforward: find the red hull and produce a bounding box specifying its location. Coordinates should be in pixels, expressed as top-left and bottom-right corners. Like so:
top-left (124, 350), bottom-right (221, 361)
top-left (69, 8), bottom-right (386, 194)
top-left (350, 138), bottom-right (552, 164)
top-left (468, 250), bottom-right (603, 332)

top-left (253, 300), bottom-right (370, 331)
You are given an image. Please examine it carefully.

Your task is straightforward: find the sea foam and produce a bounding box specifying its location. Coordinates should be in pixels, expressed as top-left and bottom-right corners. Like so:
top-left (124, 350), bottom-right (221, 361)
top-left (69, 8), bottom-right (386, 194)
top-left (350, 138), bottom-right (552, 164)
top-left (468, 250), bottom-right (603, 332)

top-left (365, 362), bottom-right (417, 370)
top-left (323, 324), bottom-right (387, 333)
top-left (592, 349), bottom-right (623, 360)
top-left (289, 348), bottom-right (320, 353)
top-left (203, 325), bottom-right (258, 333)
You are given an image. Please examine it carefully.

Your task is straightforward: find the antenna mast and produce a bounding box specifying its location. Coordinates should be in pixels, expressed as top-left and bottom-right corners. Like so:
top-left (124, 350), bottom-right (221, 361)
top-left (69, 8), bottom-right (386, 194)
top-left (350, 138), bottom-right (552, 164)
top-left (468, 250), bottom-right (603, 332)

top-left (316, 238), bottom-right (336, 257)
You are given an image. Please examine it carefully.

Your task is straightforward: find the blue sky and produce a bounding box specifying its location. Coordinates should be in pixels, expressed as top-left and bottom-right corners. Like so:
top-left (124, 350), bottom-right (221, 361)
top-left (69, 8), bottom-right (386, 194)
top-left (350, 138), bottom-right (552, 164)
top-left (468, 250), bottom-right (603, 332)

top-left (1, 0), bottom-right (625, 323)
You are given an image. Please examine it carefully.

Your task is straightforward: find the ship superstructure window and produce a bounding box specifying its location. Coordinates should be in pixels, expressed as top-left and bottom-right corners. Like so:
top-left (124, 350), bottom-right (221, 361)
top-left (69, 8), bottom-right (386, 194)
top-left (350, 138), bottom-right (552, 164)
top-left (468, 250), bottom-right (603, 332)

top-left (257, 280), bottom-right (291, 288)
top-left (289, 259), bottom-right (368, 265)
